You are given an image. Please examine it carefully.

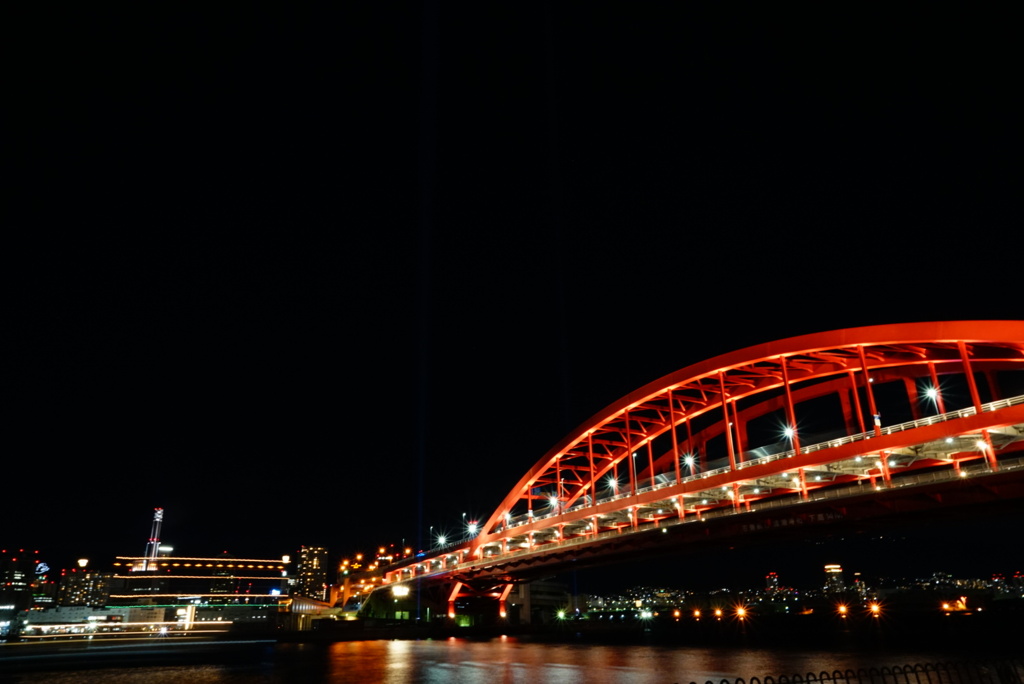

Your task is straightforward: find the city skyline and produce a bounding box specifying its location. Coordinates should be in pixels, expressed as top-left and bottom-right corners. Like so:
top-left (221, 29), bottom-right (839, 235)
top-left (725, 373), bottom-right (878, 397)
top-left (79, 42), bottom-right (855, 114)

top-left (8, 529), bottom-right (1022, 619)
top-left (8, 495), bottom-right (1024, 602)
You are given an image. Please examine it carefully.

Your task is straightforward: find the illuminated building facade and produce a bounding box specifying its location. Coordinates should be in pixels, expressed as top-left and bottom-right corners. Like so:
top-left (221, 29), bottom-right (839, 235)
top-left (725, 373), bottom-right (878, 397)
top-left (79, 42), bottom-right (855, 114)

top-left (100, 554), bottom-right (290, 627)
top-left (12, 554), bottom-right (292, 637)
top-left (1, 549), bottom-right (56, 611)
top-left (824, 564), bottom-right (846, 593)
top-left (2, 549), bottom-right (37, 611)
top-left (58, 568), bottom-right (111, 607)
top-left (294, 546), bottom-right (329, 602)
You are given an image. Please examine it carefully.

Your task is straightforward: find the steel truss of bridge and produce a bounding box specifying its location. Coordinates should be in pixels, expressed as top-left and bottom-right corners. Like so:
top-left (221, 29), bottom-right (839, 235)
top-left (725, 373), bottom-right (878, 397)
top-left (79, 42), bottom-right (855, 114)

top-left (383, 322), bottom-right (1024, 609)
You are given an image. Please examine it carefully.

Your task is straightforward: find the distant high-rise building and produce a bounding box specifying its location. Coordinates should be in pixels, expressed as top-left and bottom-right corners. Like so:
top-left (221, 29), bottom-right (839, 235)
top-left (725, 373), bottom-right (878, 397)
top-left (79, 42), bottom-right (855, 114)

top-left (295, 546), bottom-right (329, 602)
top-left (824, 564), bottom-right (845, 593)
top-left (59, 567), bottom-right (111, 607)
top-left (765, 572), bottom-right (780, 592)
top-left (1, 549), bottom-right (48, 611)
top-left (852, 571), bottom-right (868, 599)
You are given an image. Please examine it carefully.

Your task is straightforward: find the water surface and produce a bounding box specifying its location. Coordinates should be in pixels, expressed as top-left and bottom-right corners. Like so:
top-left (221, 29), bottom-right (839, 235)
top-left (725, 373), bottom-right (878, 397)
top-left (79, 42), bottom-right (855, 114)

top-left (5, 637), bottom-right (973, 684)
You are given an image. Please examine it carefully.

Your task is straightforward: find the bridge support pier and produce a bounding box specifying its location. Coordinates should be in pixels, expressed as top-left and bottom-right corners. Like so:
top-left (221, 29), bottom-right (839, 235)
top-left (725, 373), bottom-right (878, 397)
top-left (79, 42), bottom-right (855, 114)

top-left (879, 453), bottom-right (892, 486)
top-left (981, 430), bottom-right (999, 472)
top-left (447, 581), bottom-right (462, 619)
top-left (446, 579), bottom-right (517, 623)
top-left (498, 584), bottom-right (513, 619)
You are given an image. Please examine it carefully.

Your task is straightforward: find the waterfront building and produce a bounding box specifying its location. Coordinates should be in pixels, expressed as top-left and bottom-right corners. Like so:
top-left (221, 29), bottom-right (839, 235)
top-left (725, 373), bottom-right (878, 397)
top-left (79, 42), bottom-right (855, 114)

top-left (10, 553), bottom-right (291, 638)
top-left (108, 552), bottom-right (289, 605)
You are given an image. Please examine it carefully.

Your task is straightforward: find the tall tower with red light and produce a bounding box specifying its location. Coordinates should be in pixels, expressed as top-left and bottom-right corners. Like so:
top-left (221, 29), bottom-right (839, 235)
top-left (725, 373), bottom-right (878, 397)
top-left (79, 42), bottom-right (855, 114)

top-left (143, 508), bottom-right (164, 571)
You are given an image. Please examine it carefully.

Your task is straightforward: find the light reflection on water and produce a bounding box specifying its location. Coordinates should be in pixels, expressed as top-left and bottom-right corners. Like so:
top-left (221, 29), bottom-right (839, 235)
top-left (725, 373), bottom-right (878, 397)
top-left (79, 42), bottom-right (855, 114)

top-left (6, 638), bottom-right (961, 684)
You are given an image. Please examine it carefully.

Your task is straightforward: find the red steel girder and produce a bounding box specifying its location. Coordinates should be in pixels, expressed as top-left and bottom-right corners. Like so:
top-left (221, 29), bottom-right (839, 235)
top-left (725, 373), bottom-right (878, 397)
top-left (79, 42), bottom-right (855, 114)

top-left (477, 322), bottom-right (1024, 547)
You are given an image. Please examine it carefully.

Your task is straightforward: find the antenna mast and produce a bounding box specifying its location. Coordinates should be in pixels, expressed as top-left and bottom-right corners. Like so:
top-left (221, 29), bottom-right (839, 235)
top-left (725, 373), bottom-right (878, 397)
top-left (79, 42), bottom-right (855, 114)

top-left (143, 507), bottom-right (164, 571)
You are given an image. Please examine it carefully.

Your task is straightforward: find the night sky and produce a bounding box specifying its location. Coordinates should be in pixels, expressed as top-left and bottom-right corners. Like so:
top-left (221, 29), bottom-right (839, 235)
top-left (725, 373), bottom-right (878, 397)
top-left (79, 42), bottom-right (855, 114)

top-left (8, 6), bottom-right (1021, 591)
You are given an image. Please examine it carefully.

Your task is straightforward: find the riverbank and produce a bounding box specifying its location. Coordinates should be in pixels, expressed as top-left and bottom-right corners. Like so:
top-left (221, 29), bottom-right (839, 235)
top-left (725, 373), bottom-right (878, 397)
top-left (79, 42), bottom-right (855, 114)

top-left (293, 607), bottom-right (1022, 652)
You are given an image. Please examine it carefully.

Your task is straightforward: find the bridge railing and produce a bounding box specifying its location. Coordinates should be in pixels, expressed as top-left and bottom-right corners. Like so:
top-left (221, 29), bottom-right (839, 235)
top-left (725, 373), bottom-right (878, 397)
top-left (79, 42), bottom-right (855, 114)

top-left (678, 453), bottom-right (1024, 523)
top-left (604, 394), bottom-right (1024, 502)
top-left (688, 658), bottom-right (1024, 684)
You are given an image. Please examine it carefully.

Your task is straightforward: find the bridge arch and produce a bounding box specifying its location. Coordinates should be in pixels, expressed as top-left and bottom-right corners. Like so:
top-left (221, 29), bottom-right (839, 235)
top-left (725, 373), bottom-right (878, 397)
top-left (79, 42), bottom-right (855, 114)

top-left (470, 321), bottom-right (1024, 558)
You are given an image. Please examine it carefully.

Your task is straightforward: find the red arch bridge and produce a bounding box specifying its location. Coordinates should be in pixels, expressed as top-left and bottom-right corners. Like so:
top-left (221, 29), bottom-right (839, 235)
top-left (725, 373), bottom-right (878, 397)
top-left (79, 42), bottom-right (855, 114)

top-left (380, 321), bottom-right (1024, 620)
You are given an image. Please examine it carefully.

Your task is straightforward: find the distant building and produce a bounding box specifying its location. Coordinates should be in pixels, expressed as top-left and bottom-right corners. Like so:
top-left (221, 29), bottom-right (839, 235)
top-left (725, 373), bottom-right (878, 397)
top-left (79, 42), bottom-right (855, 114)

top-left (507, 578), bottom-right (569, 624)
top-left (852, 571), bottom-right (868, 599)
top-left (30, 574), bottom-right (59, 610)
top-left (96, 552), bottom-right (291, 630)
top-left (59, 567), bottom-right (111, 607)
top-left (16, 552), bottom-right (292, 637)
top-left (1, 549), bottom-right (56, 611)
top-left (766, 572), bottom-right (780, 592)
top-left (824, 564), bottom-right (845, 593)
top-left (294, 546), bottom-right (329, 602)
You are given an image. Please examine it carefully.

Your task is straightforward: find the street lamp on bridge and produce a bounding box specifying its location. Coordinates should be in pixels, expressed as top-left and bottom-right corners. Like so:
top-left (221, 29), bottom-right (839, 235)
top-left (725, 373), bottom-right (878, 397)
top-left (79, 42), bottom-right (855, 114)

top-left (924, 383), bottom-right (946, 415)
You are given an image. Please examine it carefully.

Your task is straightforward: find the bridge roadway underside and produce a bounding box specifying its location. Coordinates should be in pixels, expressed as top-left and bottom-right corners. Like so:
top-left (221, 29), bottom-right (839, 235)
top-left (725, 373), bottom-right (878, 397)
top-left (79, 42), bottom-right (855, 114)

top-left (443, 464), bottom-right (1024, 585)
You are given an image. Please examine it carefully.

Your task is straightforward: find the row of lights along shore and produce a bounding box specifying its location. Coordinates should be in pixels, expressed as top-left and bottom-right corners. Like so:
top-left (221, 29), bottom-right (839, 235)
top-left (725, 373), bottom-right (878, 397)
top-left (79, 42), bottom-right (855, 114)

top-left (568, 602), bottom-right (885, 622)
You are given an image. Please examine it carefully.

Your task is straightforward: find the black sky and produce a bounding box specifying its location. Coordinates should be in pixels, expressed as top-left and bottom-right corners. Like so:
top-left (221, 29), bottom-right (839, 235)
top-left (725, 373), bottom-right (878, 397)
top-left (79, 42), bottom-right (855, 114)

top-left (7, 5), bottom-right (1021, 589)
